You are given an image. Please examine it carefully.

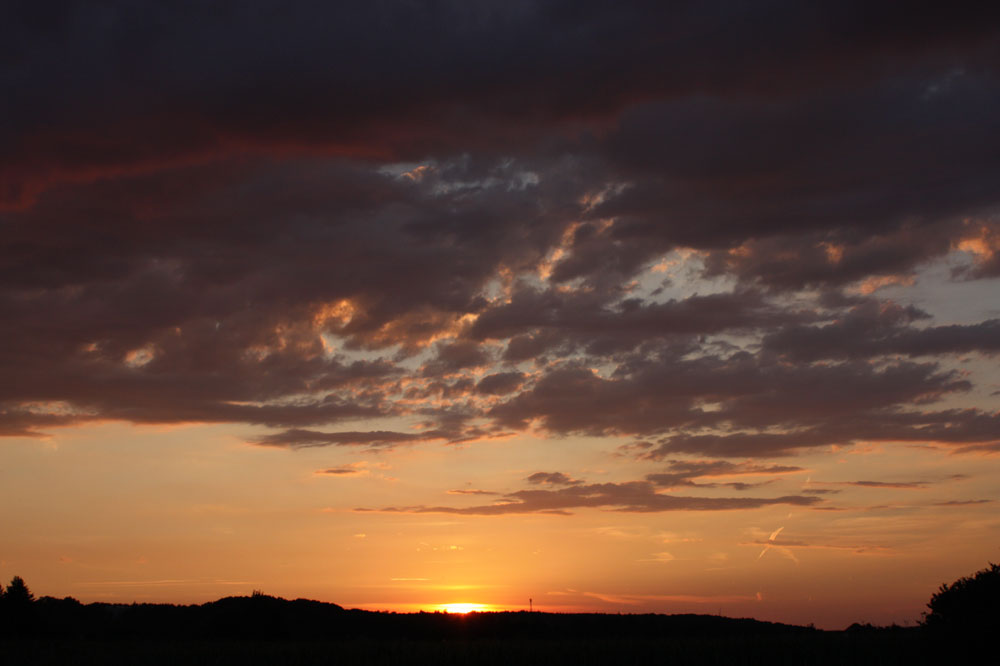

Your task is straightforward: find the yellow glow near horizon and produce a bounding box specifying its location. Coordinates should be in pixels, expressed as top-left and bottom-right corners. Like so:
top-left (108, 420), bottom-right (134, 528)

top-left (438, 603), bottom-right (490, 614)
top-left (5, 421), bottom-right (1000, 629)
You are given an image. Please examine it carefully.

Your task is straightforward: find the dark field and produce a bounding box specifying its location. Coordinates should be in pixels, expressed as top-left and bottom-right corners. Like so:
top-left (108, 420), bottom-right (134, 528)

top-left (5, 630), bottom-right (964, 666)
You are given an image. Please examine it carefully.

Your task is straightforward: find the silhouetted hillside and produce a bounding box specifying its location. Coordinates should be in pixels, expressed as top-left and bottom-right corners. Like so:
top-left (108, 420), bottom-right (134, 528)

top-left (19, 592), bottom-right (814, 641)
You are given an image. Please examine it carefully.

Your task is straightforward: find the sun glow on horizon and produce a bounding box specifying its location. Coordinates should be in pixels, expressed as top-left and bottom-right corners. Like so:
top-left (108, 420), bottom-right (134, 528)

top-left (437, 603), bottom-right (491, 614)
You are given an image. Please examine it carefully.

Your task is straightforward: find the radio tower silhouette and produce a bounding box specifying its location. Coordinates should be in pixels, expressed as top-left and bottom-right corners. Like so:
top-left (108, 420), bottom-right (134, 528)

top-left (529, 597), bottom-right (533, 612)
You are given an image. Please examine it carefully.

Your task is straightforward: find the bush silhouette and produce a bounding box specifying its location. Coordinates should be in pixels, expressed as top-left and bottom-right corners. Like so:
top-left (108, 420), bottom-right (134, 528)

top-left (923, 562), bottom-right (1000, 632)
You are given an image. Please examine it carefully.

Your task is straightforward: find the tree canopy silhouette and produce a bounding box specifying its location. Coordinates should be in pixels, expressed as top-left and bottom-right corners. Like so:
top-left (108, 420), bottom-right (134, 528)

top-left (923, 562), bottom-right (1000, 632)
top-left (4, 576), bottom-right (35, 605)
top-left (1, 575), bottom-right (37, 636)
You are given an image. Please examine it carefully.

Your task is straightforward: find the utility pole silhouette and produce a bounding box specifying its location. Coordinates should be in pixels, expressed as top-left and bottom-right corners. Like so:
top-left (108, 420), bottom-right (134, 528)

top-left (529, 597), bottom-right (533, 612)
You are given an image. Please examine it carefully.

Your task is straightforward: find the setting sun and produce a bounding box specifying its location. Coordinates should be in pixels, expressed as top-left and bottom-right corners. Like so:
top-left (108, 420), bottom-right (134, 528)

top-left (438, 603), bottom-right (490, 614)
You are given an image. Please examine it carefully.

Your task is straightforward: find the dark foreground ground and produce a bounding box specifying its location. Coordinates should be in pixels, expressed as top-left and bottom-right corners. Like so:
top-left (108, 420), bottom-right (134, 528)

top-left (2, 594), bottom-right (985, 665)
top-left (7, 631), bottom-right (974, 666)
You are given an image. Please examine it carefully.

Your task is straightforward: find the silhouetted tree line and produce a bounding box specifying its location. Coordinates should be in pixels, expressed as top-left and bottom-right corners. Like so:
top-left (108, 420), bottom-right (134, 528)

top-left (0, 575), bottom-right (815, 641)
top-left (2, 564), bottom-right (995, 644)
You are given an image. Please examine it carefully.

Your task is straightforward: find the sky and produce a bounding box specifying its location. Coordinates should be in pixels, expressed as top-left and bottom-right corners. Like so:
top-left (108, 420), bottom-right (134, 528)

top-left (2, 1), bottom-right (1000, 630)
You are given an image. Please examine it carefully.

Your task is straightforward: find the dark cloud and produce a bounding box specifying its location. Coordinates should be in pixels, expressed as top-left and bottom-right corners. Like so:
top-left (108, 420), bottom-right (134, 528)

top-left (6, 1), bottom-right (999, 208)
top-left (584, 79), bottom-right (1000, 288)
top-left (359, 480), bottom-right (820, 515)
top-left (315, 467), bottom-right (363, 476)
top-left (763, 301), bottom-right (1000, 361)
top-left (526, 471), bottom-right (583, 486)
top-left (806, 474), bottom-right (972, 490)
top-left (932, 499), bottom-right (993, 506)
top-left (472, 284), bottom-right (815, 355)
top-left (422, 340), bottom-right (493, 377)
top-left (1, 0), bottom-right (999, 483)
top-left (0, 157), bottom-right (565, 437)
top-left (490, 354), bottom-right (974, 455)
top-left (699, 224), bottom-right (959, 291)
top-left (830, 480), bottom-right (930, 489)
top-left (475, 372), bottom-right (526, 396)
top-left (644, 408), bottom-right (1000, 459)
top-left (254, 429), bottom-right (433, 450)
top-left (645, 460), bottom-right (803, 488)
top-left (721, 481), bottom-right (775, 491)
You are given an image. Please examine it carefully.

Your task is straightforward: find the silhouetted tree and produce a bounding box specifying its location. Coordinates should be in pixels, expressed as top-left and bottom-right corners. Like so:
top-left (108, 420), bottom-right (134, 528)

top-left (5, 576), bottom-right (34, 605)
top-left (2, 575), bottom-right (37, 636)
top-left (923, 562), bottom-right (1000, 633)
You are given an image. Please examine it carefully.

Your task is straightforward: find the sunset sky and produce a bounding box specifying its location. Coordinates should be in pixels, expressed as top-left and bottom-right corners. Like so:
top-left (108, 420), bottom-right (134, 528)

top-left (3, 1), bottom-right (1000, 630)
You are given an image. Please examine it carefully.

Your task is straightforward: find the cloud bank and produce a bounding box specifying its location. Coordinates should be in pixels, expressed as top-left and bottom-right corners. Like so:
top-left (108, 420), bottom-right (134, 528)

top-left (4, 2), bottom-right (1000, 500)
